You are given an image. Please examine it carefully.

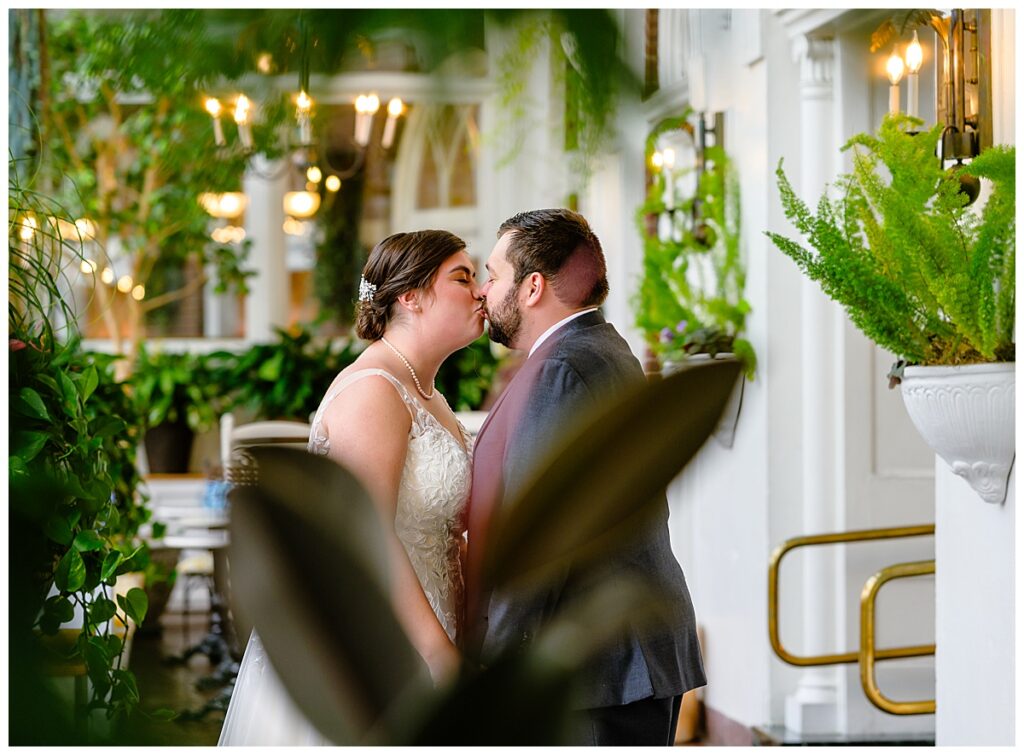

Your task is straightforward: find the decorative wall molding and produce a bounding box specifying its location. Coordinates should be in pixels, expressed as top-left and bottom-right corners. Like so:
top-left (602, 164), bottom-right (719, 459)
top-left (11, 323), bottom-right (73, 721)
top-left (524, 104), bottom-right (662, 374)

top-left (791, 35), bottom-right (835, 100)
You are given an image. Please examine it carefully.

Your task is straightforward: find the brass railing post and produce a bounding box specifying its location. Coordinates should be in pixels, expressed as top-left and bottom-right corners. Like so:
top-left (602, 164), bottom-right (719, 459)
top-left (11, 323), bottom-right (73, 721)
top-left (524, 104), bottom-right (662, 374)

top-left (859, 560), bottom-right (937, 715)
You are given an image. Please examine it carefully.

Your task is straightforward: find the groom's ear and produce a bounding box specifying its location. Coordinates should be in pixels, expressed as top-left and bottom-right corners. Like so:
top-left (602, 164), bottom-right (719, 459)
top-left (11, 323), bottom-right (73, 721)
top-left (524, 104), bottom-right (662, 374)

top-left (523, 272), bottom-right (546, 307)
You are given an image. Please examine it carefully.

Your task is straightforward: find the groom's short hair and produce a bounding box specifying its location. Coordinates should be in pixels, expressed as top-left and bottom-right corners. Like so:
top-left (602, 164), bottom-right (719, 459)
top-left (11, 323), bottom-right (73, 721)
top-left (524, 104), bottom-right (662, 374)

top-left (497, 208), bottom-right (609, 308)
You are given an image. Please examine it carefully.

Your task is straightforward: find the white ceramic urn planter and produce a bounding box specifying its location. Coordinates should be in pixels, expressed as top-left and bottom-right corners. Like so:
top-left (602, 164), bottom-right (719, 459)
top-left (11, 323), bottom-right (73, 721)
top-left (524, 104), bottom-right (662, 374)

top-left (899, 362), bottom-right (1016, 503)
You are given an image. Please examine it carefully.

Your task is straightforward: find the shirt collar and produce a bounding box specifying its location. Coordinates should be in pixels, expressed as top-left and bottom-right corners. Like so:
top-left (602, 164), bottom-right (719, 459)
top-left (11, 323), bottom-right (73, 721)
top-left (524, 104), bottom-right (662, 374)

top-left (528, 308), bottom-right (600, 357)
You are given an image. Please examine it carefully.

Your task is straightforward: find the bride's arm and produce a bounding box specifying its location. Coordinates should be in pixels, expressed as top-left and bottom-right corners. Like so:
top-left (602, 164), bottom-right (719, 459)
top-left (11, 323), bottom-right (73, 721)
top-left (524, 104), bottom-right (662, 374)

top-left (321, 377), bottom-right (459, 684)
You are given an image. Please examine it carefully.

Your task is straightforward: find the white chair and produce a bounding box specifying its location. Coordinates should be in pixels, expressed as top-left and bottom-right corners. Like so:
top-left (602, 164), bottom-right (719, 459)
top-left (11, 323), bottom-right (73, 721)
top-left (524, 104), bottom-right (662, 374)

top-left (220, 415), bottom-right (311, 647)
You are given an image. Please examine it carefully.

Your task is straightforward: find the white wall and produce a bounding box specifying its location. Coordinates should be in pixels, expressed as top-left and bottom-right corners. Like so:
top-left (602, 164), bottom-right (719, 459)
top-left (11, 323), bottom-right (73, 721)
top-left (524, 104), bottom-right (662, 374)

top-left (935, 463), bottom-right (1015, 744)
top-left (646, 8), bottom-right (949, 738)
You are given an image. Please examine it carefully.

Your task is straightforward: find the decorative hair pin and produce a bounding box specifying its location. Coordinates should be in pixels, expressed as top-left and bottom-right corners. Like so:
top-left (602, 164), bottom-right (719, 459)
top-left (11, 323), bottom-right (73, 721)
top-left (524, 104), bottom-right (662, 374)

top-left (358, 276), bottom-right (377, 303)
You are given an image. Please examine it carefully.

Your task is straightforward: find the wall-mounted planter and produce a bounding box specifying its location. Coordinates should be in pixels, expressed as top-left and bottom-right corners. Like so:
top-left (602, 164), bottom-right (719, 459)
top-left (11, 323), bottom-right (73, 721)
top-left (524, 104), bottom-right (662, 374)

top-left (899, 362), bottom-right (1015, 504)
top-left (664, 353), bottom-right (745, 449)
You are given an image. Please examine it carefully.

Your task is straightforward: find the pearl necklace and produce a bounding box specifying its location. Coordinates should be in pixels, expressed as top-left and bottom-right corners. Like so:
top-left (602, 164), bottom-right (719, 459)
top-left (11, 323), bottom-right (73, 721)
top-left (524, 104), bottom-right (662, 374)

top-left (380, 337), bottom-right (435, 400)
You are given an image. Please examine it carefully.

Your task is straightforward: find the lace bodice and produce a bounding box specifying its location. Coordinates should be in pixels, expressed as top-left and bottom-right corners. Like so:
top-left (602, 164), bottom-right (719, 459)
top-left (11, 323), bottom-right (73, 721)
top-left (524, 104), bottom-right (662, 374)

top-left (308, 368), bottom-right (471, 642)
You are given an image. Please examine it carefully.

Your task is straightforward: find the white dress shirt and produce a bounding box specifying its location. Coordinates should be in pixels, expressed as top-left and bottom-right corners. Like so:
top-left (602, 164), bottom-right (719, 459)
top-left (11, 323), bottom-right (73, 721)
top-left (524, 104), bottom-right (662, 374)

top-left (528, 308), bottom-right (600, 357)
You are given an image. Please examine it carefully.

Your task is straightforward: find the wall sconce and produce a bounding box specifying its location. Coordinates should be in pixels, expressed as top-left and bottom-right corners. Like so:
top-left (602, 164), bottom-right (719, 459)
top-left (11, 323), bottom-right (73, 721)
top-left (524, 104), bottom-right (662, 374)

top-left (874, 10), bottom-right (990, 161)
top-left (934, 9), bottom-right (992, 161)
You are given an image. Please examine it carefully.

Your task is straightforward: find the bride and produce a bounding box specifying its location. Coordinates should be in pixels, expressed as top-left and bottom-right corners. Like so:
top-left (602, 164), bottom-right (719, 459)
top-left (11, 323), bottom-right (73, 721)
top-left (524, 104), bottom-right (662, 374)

top-left (218, 230), bottom-right (485, 745)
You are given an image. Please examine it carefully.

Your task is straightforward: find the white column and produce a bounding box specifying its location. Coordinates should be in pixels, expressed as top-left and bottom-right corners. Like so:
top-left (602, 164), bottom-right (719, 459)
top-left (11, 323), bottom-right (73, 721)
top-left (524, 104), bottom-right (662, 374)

top-left (243, 156), bottom-right (289, 340)
top-left (784, 33), bottom-right (842, 736)
top-left (935, 462), bottom-right (1014, 744)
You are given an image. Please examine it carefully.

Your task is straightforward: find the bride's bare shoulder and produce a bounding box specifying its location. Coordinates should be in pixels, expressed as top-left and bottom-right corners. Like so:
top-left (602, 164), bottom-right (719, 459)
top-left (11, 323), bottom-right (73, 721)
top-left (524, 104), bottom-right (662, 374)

top-left (321, 361), bottom-right (412, 430)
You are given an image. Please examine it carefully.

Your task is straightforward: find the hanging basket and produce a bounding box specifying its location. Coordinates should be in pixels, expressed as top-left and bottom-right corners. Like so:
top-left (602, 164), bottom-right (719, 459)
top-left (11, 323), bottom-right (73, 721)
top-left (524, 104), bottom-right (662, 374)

top-left (899, 362), bottom-right (1015, 504)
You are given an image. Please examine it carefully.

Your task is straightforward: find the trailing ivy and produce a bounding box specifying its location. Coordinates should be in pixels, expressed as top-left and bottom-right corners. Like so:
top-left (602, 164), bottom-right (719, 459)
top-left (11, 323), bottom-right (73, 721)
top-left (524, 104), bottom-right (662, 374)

top-left (634, 113), bottom-right (756, 379)
top-left (10, 164), bottom-right (160, 739)
top-left (767, 113), bottom-right (1015, 365)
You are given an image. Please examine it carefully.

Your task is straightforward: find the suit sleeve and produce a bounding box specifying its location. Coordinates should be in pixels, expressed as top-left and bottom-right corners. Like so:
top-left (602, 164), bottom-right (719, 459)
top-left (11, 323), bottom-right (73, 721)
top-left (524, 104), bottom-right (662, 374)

top-left (481, 358), bottom-right (596, 660)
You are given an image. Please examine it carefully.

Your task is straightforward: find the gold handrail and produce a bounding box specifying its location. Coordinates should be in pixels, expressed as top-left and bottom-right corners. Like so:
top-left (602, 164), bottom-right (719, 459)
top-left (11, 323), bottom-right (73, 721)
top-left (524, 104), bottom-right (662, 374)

top-left (768, 524), bottom-right (935, 667)
top-left (860, 560), bottom-right (937, 715)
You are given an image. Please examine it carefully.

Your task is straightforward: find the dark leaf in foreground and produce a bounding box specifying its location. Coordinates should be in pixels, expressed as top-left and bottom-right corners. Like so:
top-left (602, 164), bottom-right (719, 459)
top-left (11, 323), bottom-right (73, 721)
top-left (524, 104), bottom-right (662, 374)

top-left (482, 358), bottom-right (741, 594)
top-left (228, 448), bottom-right (432, 744)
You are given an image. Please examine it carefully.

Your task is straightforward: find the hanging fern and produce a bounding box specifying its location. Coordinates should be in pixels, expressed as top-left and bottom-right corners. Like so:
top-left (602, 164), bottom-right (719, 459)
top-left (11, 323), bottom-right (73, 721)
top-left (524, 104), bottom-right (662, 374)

top-left (766, 113), bottom-right (1015, 365)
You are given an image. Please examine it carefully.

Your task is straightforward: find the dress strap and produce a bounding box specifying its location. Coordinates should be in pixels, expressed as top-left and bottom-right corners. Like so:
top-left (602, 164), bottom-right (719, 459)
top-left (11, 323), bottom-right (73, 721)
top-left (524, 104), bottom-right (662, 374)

top-left (311, 368), bottom-right (420, 433)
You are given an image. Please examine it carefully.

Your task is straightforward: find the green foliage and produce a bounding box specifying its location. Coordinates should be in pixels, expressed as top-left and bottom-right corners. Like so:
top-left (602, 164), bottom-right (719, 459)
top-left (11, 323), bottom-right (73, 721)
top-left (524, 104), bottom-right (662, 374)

top-left (129, 346), bottom-right (224, 431)
top-left (37, 10), bottom-right (286, 348)
top-left (766, 113), bottom-right (1015, 365)
top-left (492, 11), bottom-right (635, 186)
top-left (634, 114), bottom-right (756, 379)
top-left (10, 157), bottom-right (162, 737)
top-left (212, 326), bottom-right (363, 422)
top-left (436, 334), bottom-right (502, 411)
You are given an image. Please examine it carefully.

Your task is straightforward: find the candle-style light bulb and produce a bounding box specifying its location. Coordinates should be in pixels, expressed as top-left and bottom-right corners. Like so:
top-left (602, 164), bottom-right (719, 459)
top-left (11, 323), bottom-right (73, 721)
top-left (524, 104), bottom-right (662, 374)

top-left (234, 94), bottom-right (253, 149)
top-left (381, 97), bottom-right (404, 149)
top-left (354, 93), bottom-right (380, 147)
top-left (205, 97), bottom-right (226, 146)
top-left (886, 50), bottom-right (905, 115)
top-left (905, 31), bottom-right (923, 118)
top-left (296, 90), bottom-right (313, 145)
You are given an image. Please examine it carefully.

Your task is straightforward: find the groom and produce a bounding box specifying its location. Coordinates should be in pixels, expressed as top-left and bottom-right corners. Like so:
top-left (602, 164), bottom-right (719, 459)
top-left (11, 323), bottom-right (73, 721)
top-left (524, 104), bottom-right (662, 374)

top-left (466, 208), bottom-right (706, 745)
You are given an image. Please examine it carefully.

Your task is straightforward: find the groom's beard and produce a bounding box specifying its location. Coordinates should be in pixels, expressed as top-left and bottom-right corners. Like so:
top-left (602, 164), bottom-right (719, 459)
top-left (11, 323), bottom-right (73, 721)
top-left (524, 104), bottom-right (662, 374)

top-left (484, 287), bottom-right (522, 348)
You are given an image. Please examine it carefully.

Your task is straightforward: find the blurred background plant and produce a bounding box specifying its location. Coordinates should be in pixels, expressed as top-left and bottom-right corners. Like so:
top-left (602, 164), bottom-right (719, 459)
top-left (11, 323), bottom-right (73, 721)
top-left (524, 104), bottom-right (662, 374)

top-left (18, 9), bottom-right (287, 360)
top-left (10, 159), bottom-right (163, 742)
top-left (635, 111), bottom-right (756, 379)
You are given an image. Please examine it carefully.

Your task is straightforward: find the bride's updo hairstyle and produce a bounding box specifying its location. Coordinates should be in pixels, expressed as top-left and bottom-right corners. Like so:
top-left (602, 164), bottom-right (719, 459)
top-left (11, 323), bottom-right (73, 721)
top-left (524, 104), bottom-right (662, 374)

top-left (356, 229), bottom-right (467, 341)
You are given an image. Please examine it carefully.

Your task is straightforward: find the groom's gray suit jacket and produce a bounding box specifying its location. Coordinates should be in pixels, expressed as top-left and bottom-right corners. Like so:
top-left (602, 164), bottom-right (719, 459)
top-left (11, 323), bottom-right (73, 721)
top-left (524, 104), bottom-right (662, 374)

top-left (466, 311), bottom-right (706, 709)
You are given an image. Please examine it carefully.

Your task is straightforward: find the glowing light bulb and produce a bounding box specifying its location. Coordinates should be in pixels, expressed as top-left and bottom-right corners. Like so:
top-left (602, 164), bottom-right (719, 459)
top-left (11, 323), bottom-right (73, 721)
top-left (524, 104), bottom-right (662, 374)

top-left (117, 275), bottom-right (134, 293)
top-left (80, 258), bottom-right (97, 274)
top-left (382, 97), bottom-right (405, 149)
top-left (905, 31), bottom-right (923, 74)
top-left (651, 151), bottom-right (664, 171)
top-left (306, 166), bottom-right (322, 183)
top-left (205, 97), bottom-right (226, 146)
top-left (75, 218), bottom-right (96, 239)
top-left (234, 94), bottom-right (253, 149)
top-left (131, 284), bottom-right (145, 301)
top-left (19, 215), bottom-right (37, 241)
top-left (662, 148), bottom-right (676, 169)
top-left (101, 267), bottom-right (115, 285)
top-left (325, 175), bottom-right (341, 192)
top-left (886, 51), bottom-right (905, 86)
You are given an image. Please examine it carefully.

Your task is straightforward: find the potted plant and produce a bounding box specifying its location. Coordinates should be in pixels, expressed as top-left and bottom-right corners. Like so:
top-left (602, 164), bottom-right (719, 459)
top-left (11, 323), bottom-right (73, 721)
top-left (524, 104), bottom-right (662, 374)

top-left (767, 113), bottom-right (1015, 503)
top-left (130, 346), bottom-right (222, 473)
top-left (214, 326), bottom-right (362, 423)
top-left (635, 114), bottom-right (756, 446)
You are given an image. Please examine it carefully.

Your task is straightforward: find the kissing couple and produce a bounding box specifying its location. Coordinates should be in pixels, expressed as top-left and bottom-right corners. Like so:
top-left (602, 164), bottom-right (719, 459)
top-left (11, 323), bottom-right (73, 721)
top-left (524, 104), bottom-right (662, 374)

top-left (219, 208), bottom-right (706, 746)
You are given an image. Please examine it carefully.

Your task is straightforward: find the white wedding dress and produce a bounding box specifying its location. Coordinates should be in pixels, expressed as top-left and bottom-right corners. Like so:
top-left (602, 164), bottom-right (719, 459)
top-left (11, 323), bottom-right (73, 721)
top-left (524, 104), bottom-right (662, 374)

top-left (218, 368), bottom-right (472, 746)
